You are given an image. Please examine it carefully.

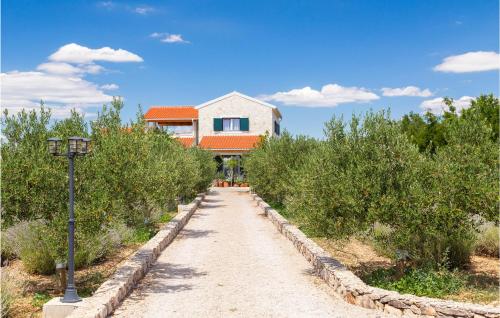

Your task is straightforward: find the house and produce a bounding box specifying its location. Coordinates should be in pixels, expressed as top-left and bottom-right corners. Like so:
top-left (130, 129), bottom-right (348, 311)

top-left (144, 91), bottom-right (282, 175)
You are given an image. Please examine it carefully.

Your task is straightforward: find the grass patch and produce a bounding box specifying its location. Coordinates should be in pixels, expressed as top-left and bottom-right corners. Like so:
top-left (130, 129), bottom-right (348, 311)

top-left (128, 226), bottom-right (157, 244)
top-left (158, 212), bottom-right (175, 223)
top-left (31, 292), bottom-right (51, 308)
top-left (363, 267), bottom-right (465, 298)
top-left (127, 211), bottom-right (177, 244)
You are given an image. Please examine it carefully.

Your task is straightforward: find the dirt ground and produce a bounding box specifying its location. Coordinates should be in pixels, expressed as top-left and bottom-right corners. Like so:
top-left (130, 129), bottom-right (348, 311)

top-left (2, 243), bottom-right (141, 317)
top-left (315, 237), bottom-right (499, 306)
top-left (3, 215), bottom-right (498, 316)
top-left (314, 237), bottom-right (393, 275)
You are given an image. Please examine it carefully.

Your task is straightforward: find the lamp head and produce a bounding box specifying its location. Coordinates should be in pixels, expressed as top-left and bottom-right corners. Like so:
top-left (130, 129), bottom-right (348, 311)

top-left (48, 138), bottom-right (63, 155)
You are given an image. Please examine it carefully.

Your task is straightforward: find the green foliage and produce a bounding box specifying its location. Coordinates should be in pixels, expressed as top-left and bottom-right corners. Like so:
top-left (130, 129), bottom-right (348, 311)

top-left (400, 94), bottom-right (499, 153)
top-left (32, 292), bottom-right (52, 308)
top-left (74, 224), bottom-right (132, 268)
top-left (244, 132), bottom-right (318, 205)
top-left (474, 224), bottom-right (499, 257)
top-left (1, 99), bottom-right (214, 274)
top-left (3, 221), bottom-right (56, 274)
top-left (400, 111), bottom-right (447, 153)
top-left (462, 94), bottom-right (499, 141)
top-left (128, 226), bottom-right (157, 244)
top-left (244, 95), bottom-right (499, 269)
top-left (158, 212), bottom-right (174, 224)
top-left (363, 267), bottom-right (464, 298)
top-left (187, 146), bottom-right (217, 193)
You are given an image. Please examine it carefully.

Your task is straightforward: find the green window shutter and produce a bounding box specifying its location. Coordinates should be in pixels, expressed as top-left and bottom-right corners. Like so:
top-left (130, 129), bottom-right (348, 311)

top-left (240, 118), bottom-right (249, 131)
top-left (214, 118), bottom-right (223, 131)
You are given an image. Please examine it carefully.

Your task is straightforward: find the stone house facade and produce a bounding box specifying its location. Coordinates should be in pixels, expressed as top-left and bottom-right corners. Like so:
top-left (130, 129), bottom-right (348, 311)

top-left (144, 91), bottom-right (282, 175)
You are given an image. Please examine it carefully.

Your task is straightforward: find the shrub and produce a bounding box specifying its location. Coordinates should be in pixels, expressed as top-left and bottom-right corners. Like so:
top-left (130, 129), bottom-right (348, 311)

top-left (474, 224), bottom-right (499, 257)
top-left (1, 99), bottom-right (215, 274)
top-left (75, 224), bottom-right (133, 268)
top-left (246, 99), bottom-right (499, 269)
top-left (288, 112), bottom-right (424, 240)
top-left (363, 267), bottom-right (464, 298)
top-left (244, 132), bottom-right (318, 205)
top-left (1, 273), bottom-right (16, 318)
top-left (3, 221), bottom-right (55, 274)
top-left (187, 146), bottom-right (217, 193)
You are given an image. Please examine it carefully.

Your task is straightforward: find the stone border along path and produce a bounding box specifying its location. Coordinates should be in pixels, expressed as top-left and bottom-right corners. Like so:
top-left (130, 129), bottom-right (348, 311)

top-left (252, 193), bottom-right (500, 318)
top-left (65, 193), bottom-right (206, 318)
top-left (109, 187), bottom-right (395, 317)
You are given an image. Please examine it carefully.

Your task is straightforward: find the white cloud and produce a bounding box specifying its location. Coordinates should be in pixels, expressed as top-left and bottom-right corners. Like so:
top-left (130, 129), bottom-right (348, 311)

top-left (134, 6), bottom-right (154, 15)
top-left (97, 1), bottom-right (115, 9)
top-left (3, 104), bottom-right (97, 119)
top-left (420, 96), bottom-right (474, 114)
top-left (100, 83), bottom-right (119, 90)
top-left (162, 34), bottom-right (189, 44)
top-left (2, 43), bottom-right (141, 119)
top-left (150, 33), bottom-right (189, 43)
top-left (49, 43), bottom-right (143, 64)
top-left (149, 32), bottom-right (163, 38)
top-left (434, 51), bottom-right (500, 73)
top-left (36, 62), bottom-right (82, 75)
top-left (259, 84), bottom-right (379, 107)
top-left (1, 71), bottom-right (113, 107)
top-left (36, 62), bottom-right (105, 75)
top-left (381, 86), bottom-right (433, 97)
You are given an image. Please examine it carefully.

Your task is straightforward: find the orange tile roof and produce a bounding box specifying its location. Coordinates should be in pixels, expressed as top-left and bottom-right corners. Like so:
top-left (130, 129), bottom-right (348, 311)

top-left (199, 135), bottom-right (262, 150)
top-left (176, 137), bottom-right (195, 147)
top-left (145, 106), bottom-right (198, 120)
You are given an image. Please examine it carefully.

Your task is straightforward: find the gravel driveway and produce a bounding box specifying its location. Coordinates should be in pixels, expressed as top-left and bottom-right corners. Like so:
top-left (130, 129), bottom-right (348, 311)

top-left (112, 188), bottom-right (392, 318)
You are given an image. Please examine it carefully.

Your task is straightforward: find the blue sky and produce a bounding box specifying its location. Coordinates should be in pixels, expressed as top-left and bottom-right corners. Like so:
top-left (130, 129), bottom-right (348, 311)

top-left (2, 0), bottom-right (499, 137)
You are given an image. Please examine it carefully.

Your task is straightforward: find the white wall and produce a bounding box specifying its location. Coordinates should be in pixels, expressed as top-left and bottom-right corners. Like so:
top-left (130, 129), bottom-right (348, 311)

top-left (198, 94), bottom-right (275, 138)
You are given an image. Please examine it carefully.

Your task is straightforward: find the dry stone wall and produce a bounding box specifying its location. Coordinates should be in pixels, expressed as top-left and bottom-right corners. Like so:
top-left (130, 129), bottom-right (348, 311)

top-left (251, 193), bottom-right (500, 318)
top-left (66, 193), bottom-right (206, 318)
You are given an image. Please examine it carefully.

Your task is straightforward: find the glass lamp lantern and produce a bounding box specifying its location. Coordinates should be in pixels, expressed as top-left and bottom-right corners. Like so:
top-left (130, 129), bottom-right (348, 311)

top-left (48, 138), bottom-right (63, 155)
top-left (68, 137), bottom-right (80, 154)
top-left (79, 138), bottom-right (91, 154)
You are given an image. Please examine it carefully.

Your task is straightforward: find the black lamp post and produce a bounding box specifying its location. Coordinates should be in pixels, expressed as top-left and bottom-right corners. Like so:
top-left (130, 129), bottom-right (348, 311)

top-left (47, 136), bottom-right (91, 303)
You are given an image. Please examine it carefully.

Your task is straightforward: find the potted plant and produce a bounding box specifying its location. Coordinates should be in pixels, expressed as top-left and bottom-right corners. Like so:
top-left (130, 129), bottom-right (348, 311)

top-left (241, 178), bottom-right (249, 187)
top-left (215, 172), bottom-right (225, 187)
top-left (223, 178), bottom-right (230, 187)
top-left (235, 175), bottom-right (244, 187)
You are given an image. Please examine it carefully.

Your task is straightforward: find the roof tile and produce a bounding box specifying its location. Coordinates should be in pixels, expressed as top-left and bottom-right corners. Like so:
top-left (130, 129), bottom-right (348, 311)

top-left (199, 135), bottom-right (262, 150)
top-left (145, 106), bottom-right (198, 120)
top-left (176, 137), bottom-right (195, 147)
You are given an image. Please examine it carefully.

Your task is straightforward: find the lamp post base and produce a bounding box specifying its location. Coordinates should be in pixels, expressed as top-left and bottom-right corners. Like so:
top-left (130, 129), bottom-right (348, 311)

top-left (42, 296), bottom-right (87, 318)
top-left (61, 287), bottom-right (81, 303)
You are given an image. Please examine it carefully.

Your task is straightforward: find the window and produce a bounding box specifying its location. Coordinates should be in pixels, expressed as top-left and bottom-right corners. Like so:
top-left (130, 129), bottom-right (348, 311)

top-left (223, 118), bottom-right (240, 131)
top-left (165, 125), bottom-right (193, 134)
top-left (274, 121), bottom-right (280, 135)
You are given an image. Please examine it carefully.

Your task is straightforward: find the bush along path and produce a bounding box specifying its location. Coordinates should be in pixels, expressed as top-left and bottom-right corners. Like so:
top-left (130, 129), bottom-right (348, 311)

top-left (1, 99), bottom-right (215, 317)
top-left (244, 95), bottom-right (499, 304)
top-left (110, 188), bottom-right (394, 318)
top-left (252, 193), bottom-right (500, 318)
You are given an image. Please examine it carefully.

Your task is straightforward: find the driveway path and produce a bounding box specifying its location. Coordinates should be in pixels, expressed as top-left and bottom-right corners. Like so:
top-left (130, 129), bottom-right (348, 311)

top-left (112, 188), bottom-right (391, 318)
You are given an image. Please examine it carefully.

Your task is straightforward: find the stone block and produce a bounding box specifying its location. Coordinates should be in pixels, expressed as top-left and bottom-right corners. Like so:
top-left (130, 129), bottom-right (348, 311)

top-left (42, 297), bottom-right (89, 318)
top-left (384, 304), bottom-right (403, 317)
